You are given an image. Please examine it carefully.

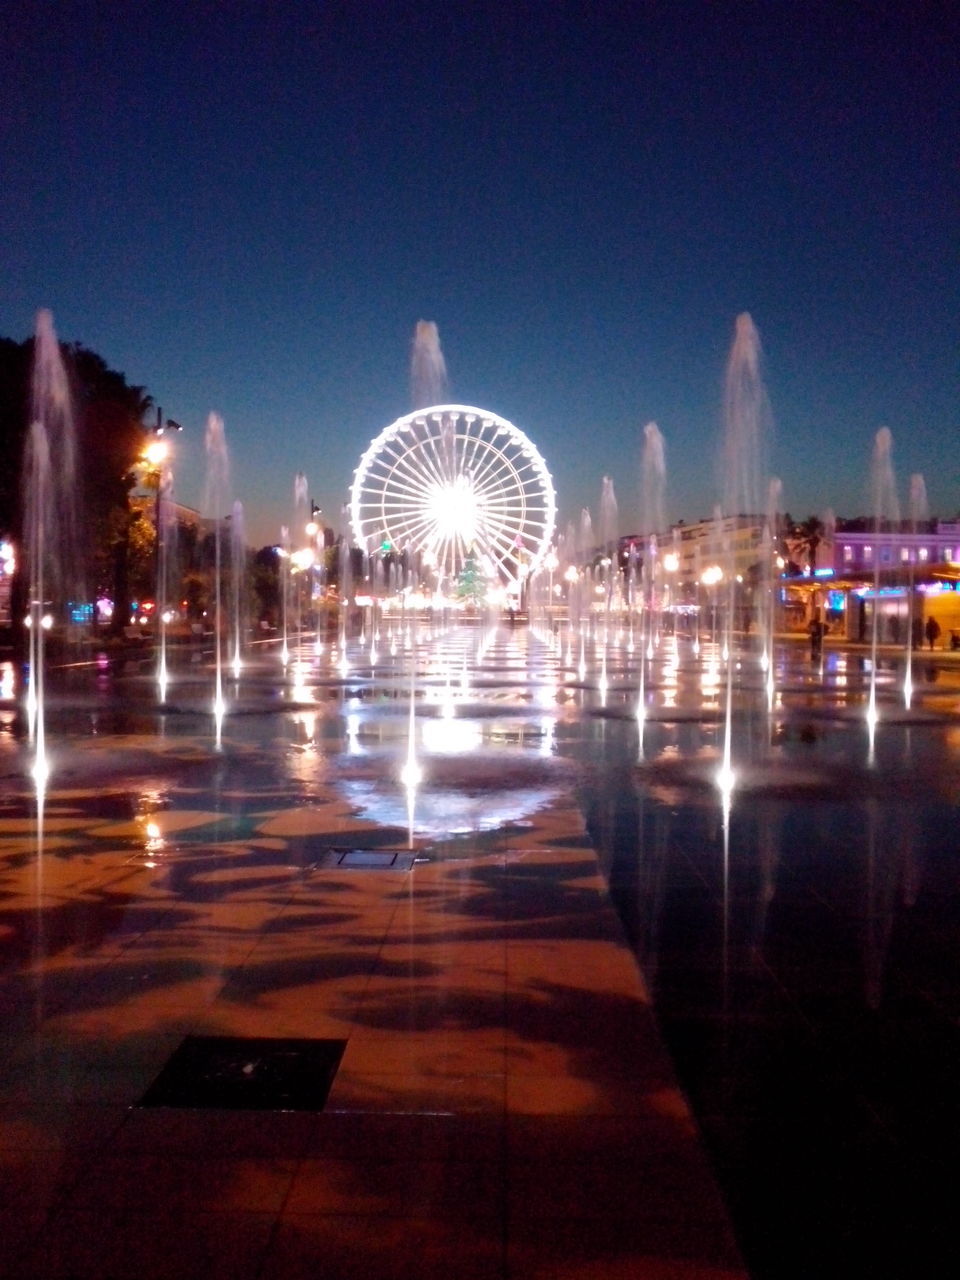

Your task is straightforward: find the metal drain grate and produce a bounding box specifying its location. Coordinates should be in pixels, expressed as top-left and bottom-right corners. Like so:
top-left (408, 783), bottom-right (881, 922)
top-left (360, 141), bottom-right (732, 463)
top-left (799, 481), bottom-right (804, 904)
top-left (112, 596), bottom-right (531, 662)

top-left (315, 849), bottom-right (416, 871)
top-left (136, 1035), bottom-right (347, 1111)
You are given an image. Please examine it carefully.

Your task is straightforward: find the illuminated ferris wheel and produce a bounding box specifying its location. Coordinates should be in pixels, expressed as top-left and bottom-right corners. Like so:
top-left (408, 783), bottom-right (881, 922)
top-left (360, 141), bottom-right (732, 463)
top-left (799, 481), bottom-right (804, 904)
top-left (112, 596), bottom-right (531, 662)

top-left (350, 405), bottom-right (556, 589)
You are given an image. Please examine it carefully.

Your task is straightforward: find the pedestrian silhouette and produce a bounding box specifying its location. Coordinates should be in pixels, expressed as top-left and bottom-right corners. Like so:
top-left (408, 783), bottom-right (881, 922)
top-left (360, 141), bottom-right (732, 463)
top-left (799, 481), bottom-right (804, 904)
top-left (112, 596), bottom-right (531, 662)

top-left (808, 614), bottom-right (824, 660)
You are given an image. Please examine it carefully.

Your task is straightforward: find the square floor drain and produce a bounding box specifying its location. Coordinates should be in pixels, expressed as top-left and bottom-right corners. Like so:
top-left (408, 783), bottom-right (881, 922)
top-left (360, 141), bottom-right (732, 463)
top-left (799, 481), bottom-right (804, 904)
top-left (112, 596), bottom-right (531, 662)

top-left (136, 1035), bottom-right (346, 1111)
top-left (316, 849), bottom-right (416, 870)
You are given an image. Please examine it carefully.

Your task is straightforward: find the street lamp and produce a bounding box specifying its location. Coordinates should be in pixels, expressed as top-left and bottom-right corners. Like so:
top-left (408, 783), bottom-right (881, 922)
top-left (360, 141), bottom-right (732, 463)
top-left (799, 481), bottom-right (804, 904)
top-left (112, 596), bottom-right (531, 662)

top-left (139, 411), bottom-right (182, 701)
top-left (146, 405), bottom-right (182, 555)
top-left (153, 407), bottom-right (183, 436)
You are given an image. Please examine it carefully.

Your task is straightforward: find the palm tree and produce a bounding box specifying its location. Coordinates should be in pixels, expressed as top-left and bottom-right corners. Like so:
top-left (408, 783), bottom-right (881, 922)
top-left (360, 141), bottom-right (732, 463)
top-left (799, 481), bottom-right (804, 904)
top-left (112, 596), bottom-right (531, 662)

top-left (789, 515), bottom-right (825, 575)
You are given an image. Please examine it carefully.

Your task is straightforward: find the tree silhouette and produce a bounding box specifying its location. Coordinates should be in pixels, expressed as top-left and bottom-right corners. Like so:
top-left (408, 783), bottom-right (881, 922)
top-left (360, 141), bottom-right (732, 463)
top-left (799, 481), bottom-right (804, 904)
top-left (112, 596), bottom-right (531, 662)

top-left (0, 331), bottom-right (153, 637)
top-left (787, 514), bottom-right (825, 575)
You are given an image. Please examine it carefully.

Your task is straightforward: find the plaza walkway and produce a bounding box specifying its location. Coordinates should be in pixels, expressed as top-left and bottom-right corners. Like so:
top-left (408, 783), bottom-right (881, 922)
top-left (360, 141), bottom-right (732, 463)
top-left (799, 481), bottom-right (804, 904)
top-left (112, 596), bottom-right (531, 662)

top-left (0, 644), bottom-right (747, 1278)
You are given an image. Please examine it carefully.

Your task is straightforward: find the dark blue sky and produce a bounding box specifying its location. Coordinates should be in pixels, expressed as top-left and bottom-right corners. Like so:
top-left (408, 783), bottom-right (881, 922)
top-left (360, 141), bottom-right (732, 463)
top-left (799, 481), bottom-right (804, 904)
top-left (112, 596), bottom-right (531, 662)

top-left (3, 1), bottom-right (957, 545)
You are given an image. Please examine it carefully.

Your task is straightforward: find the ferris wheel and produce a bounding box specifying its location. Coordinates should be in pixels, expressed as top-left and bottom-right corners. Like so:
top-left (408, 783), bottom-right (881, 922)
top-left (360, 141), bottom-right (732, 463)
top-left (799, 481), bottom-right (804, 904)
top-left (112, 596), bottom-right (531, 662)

top-left (350, 405), bottom-right (556, 589)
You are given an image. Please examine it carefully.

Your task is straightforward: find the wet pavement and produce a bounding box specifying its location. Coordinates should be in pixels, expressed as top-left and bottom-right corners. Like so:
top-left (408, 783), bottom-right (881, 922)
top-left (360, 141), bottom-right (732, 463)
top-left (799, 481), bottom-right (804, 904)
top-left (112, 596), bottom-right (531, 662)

top-left (0, 622), bottom-right (745, 1279)
top-left (1, 621), bottom-right (959, 1277)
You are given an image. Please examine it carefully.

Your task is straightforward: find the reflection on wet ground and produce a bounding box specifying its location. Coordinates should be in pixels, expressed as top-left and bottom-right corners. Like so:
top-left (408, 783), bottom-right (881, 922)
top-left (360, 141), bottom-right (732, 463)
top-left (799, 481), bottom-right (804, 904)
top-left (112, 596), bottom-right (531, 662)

top-left (1, 623), bottom-right (959, 1277)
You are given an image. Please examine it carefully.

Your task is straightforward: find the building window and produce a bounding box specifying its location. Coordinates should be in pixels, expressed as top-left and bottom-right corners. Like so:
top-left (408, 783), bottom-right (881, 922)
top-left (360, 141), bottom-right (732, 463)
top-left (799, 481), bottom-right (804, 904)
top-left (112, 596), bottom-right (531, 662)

top-left (901, 547), bottom-right (911, 563)
top-left (944, 547), bottom-right (955, 562)
top-left (843, 545), bottom-right (853, 563)
top-left (880, 546), bottom-right (892, 564)
top-left (918, 547), bottom-right (929, 562)
top-left (864, 545), bottom-right (873, 561)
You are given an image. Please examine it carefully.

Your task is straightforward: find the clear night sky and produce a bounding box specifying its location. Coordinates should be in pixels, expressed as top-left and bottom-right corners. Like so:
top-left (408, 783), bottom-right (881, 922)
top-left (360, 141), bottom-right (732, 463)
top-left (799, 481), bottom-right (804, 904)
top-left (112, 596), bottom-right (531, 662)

top-left (2, 1), bottom-right (957, 546)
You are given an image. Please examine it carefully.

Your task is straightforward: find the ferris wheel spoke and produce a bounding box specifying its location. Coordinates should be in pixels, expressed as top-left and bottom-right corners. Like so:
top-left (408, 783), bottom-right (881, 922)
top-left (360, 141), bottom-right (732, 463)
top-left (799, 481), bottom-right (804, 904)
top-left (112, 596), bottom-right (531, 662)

top-left (376, 468), bottom-right (436, 506)
top-left (385, 501), bottom-right (437, 535)
top-left (482, 454), bottom-right (534, 499)
top-left (483, 520), bottom-right (523, 557)
top-left (387, 443), bottom-right (446, 495)
top-left (383, 458), bottom-right (442, 500)
top-left (411, 438), bottom-right (453, 492)
top-left (420, 422), bottom-right (455, 488)
top-left (480, 496), bottom-right (526, 531)
top-left (462, 425), bottom-right (490, 478)
top-left (479, 515), bottom-right (520, 557)
top-left (475, 467), bottom-right (524, 504)
top-left (375, 432), bottom-right (441, 493)
top-left (375, 438), bottom-right (424, 477)
top-left (472, 463), bottom-right (515, 502)
top-left (468, 439), bottom-right (513, 491)
top-left (393, 509), bottom-right (442, 550)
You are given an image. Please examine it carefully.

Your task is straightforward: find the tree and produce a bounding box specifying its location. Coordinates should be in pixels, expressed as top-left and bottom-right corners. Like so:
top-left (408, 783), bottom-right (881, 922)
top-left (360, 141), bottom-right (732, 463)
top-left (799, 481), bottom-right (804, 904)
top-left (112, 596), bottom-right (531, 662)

top-left (251, 545), bottom-right (281, 627)
top-left (70, 346), bottom-right (153, 630)
top-left (787, 515), bottom-right (825, 575)
top-left (0, 337), bottom-right (33, 540)
top-left (0, 330), bottom-right (153, 637)
top-left (455, 552), bottom-right (487, 605)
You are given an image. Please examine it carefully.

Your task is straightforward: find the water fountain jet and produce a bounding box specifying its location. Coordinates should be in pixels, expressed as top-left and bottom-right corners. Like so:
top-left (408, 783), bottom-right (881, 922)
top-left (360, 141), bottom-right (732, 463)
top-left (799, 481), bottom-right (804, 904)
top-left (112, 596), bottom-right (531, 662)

top-left (203, 413), bottom-right (230, 742)
top-left (22, 310), bottom-right (83, 789)
top-left (867, 427), bottom-right (900, 748)
top-left (411, 321), bottom-right (448, 410)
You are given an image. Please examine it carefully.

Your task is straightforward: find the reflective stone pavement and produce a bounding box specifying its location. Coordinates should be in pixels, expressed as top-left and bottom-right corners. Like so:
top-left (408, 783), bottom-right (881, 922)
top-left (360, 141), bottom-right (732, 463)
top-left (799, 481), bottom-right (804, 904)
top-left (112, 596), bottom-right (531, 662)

top-left (0, 623), bottom-right (747, 1280)
top-left (3, 619), bottom-right (960, 1278)
top-left (573, 640), bottom-right (960, 1279)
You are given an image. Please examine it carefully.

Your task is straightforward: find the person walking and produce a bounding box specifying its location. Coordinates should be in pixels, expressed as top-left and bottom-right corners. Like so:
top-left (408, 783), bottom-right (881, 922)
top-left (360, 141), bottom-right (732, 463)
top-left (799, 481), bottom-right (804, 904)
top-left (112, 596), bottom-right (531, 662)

top-left (808, 613), bottom-right (824, 661)
top-left (924, 615), bottom-right (941, 651)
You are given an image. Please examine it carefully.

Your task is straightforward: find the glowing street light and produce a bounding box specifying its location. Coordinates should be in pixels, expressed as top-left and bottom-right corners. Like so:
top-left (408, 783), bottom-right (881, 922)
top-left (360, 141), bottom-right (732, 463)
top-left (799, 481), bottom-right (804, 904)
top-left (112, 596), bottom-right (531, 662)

top-left (141, 410), bottom-right (182, 704)
top-left (143, 437), bottom-right (169, 469)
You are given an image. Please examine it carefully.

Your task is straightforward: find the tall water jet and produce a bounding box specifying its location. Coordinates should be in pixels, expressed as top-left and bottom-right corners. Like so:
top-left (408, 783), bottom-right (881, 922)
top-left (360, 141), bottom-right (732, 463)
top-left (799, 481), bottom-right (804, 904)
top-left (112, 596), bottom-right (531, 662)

top-left (577, 508), bottom-right (594, 559)
top-left (279, 525), bottom-right (291, 666)
top-left (718, 313), bottom-right (772, 795)
top-left (867, 427), bottom-right (900, 745)
top-left (575, 508), bottom-right (594, 642)
top-left (640, 423), bottom-right (667, 668)
top-left (293, 473), bottom-right (309, 648)
top-left (230, 500), bottom-right (246, 679)
top-left (400, 628), bottom-right (421, 847)
top-left (154, 451), bottom-right (175, 704)
top-left (762, 478), bottom-right (783, 707)
top-left (411, 321), bottom-right (448, 410)
top-left (338, 534), bottom-right (353, 673)
top-left (22, 311), bottom-right (83, 789)
top-left (599, 476), bottom-right (619, 555)
top-left (22, 423), bottom-right (51, 782)
top-left (641, 422), bottom-right (666, 541)
top-left (903, 474), bottom-right (928, 708)
top-left (722, 314), bottom-right (769, 527)
top-left (598, 477), bottom-right (619, 622)
top-left (204, 413), bottom-right (230, 739)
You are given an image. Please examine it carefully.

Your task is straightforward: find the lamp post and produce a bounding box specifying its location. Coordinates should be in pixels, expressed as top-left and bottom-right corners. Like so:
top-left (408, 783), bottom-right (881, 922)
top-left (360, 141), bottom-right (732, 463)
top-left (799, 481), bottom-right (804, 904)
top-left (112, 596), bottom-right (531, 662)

top-left (143, 437), bottom-right (169, 544)
top-left (143, 408), bottom-right (183, 590)
top-left (141, 410), bottom-right (182, 699)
